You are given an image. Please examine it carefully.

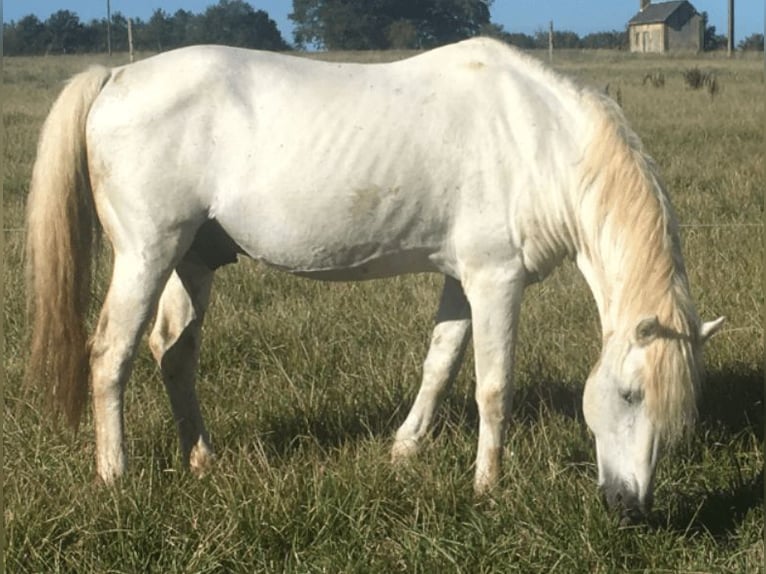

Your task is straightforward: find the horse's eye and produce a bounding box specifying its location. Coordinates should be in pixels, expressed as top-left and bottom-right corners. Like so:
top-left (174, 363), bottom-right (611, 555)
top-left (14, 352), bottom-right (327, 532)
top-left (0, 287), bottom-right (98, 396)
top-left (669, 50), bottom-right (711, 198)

top-left (621, 390), bottom-right (643, 405)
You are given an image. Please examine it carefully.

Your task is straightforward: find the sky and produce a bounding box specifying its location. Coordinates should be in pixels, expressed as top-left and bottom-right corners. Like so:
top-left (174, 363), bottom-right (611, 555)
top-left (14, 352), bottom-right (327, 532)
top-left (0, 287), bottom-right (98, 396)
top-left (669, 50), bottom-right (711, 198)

top-left (3, 1), bottom-right (763, 45)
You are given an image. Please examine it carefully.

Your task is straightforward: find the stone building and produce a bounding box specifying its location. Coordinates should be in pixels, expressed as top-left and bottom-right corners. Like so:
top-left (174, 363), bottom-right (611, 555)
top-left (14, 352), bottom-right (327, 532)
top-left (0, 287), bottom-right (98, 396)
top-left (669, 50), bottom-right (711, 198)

top-left (628, 1), bottom-right (703, 53)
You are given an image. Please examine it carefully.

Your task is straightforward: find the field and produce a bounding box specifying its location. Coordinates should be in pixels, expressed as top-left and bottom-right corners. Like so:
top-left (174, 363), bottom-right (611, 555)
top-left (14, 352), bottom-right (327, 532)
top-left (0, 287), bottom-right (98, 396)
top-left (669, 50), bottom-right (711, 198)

top-left (4, 48), bottom-right (764, 572)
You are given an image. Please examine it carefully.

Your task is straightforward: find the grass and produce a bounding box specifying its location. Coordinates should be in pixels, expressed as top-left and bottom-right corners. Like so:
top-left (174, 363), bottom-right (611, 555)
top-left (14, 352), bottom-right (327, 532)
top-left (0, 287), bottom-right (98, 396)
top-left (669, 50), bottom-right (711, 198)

top-left (3, 49), bottom-right (763, 572)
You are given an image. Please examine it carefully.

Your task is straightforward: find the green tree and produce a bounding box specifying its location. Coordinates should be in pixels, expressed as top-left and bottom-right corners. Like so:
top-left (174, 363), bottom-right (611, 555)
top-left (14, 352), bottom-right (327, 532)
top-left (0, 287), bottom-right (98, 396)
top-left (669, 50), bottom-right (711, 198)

top-left (169, 9), bottom-right (203, 47)
top-left (107, 12), bottom-right (131, 53)
top-left (581, 30), bottom-right (627, 50)
top-left (534, 28), bottom-right (581, 49)
top-left (4, 15), bottom-right (48, 55)
top-left (473, 22), bottom-right (536, 50)
top-left (701, 11), bottom-right (726, 51)
top-left (386, 19), bottom-right (418, 49)
top-left (420, 0), bottom-right (491, 46)
top-left (201, 0), bottom-right (290, 50)
top-left (290, 0), bottom-right (492, 50)
top-left (79, 18), bottom-right (105, 52)
top-left (738, 33), bottom-right (764, 51)
top-left (143, 9), bottom-right (172, 51)
top-left (504, 32), bottom-right (535, 49)
top-left (45, 10), bottom-right (85, 53)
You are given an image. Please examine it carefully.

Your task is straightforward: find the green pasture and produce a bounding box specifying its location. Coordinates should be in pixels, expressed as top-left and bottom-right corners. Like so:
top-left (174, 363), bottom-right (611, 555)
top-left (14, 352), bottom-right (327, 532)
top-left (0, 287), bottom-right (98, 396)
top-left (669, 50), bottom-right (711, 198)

top-left (3, 49), bottom-right (763, 572)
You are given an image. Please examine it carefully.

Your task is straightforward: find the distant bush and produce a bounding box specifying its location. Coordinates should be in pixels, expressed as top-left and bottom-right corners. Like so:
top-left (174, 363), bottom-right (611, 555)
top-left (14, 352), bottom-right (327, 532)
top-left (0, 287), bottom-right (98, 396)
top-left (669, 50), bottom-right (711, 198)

top-left (682, 67), bottom-right (720, 98)
top-left (642, 72), bottom-right (665, 88)
top-left (683, 67), bottom-right (711, 89)
top-left (738, 33), bottom-right (764, 51)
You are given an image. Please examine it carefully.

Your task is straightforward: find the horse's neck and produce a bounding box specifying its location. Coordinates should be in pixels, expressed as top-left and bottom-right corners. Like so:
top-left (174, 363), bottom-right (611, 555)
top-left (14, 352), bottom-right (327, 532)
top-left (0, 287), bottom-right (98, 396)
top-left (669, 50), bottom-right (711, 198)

top-left (567, 94), bottom-right (691, 338)
top-left (573, 210), bottom-right (691, 340)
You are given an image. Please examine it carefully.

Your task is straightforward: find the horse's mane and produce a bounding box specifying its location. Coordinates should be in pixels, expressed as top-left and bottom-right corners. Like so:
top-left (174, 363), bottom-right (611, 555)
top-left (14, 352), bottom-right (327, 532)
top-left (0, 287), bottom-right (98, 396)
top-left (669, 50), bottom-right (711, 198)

top-left (577, 92), bottom-right (702, 442)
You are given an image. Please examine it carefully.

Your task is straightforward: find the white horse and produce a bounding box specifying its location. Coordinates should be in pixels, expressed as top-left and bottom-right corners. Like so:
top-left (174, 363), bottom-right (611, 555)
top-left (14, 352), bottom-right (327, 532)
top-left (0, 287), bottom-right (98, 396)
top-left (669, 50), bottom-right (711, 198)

top-left (26, 38), bottom-right (723, 524)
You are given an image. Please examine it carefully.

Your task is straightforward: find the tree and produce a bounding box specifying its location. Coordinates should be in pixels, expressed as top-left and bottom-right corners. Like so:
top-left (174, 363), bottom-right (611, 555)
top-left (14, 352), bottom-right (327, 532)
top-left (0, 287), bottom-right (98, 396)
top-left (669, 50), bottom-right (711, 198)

top-left (169, 9), bottom-right (203, 47)
top-left (143, 9), bottom-right (172, 51)
top-left (201, 0), bottom-right (290, 50)
top-left (3, 4), bottom-right (290, 55)
top-left (581, 30), bottom-right (627, 50)
top-left (504, 32), bottom-right (536, 50)
top-left (79, 18), bottom-right (106, 52)
top-left (108, 12), bottom-right (131, 53)
top-left (474, 23), bottom-right (536, 50)
top-left (292, 0), bottom-right (406, 50)
top-left (533, 28), bottom-right (580, 50)
top-left (419, 0), bottom-right (491, 46)
top-left (4, 15), bottom-right (48, 55)
top-left (386, 19), bottom-right (418, 49)
top-left (738, 33), bottom-right (764, 51)
top-left (290, 0), bottom-right (492, 50)
top-left (45, 10), bottom-right (85, 53)
top-left (701, 11), bottom-right (726, 51)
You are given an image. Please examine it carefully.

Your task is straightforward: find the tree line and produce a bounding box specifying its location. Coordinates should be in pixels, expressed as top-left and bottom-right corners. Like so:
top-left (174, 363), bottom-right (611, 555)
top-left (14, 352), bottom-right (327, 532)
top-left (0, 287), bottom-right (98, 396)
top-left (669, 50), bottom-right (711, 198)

top-left (291, 0), bottom-right (629, 50)
top-left (3, 0), bottom-right (290, 55)
top-left (4, 0), bottom-right (763, 56)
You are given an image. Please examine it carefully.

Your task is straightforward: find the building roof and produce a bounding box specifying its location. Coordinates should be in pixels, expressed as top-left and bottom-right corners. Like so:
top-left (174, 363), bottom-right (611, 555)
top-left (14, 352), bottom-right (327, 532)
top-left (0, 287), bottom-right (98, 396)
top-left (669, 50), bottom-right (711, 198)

top-left (628, 1), bottom-right (695, 25)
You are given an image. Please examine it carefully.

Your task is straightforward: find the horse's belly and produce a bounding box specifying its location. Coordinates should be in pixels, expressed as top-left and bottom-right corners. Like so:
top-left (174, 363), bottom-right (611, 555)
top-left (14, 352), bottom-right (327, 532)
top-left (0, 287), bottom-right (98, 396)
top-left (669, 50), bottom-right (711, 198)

top-left (241, 236), bottom-right (442, 281)
top-left (215, 193), bottom-right (450, 280)
top-left (263, 247), bottom-right (438, 281)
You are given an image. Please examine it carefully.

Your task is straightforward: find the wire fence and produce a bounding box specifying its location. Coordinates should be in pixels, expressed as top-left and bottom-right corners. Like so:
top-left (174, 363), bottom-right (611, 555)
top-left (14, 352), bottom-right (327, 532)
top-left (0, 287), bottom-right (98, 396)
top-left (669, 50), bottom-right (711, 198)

top-left (3, 222), bottom-right (764, 233)
top-left (4, 220), bottom-right (761, 337)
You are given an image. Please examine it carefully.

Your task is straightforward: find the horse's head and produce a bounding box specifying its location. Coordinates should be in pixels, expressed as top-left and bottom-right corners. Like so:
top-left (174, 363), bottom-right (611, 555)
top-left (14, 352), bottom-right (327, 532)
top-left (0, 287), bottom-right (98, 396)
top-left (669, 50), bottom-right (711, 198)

top-left (582, 315), bottom-right (724, 525)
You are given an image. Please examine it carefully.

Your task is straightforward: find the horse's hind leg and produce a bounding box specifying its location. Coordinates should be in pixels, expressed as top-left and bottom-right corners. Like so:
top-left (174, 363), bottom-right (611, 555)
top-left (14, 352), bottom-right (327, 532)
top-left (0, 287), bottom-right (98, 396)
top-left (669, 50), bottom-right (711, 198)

top-left (392, 276), bottom-right (471, 461)
top-left (148, 255), bottom-right (214, 476)
top-left (91, 254), bottom-right (176, 483)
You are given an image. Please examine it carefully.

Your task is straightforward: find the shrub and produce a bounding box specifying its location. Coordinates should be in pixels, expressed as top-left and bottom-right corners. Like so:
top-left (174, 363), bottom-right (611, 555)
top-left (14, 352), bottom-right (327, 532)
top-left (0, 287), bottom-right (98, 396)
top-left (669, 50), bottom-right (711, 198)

top-left (682, 67), bottom-right (712, 89)
top-left (642, 71), bottom-right (665, 88)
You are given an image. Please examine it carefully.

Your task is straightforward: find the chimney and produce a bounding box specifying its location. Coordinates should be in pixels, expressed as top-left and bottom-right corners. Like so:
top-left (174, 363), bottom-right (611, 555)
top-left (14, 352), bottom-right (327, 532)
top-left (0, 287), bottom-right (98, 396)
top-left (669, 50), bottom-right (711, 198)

top-left (641, 0), bottom-right (650, 10)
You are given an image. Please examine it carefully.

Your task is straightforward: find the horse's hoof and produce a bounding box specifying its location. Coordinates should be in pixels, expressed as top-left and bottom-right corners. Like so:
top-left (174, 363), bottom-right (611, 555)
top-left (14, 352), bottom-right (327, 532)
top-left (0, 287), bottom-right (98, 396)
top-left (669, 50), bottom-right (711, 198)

top-left (189, 442), bottom-right (216, 477)
top-left (390, 439), bottom-right (420, 463)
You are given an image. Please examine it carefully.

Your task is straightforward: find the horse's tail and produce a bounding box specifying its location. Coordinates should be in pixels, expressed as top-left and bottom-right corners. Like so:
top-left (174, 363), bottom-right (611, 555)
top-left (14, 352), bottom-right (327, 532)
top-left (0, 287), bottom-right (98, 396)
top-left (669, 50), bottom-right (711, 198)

top-left (25, 66), bottom-right (112, 429)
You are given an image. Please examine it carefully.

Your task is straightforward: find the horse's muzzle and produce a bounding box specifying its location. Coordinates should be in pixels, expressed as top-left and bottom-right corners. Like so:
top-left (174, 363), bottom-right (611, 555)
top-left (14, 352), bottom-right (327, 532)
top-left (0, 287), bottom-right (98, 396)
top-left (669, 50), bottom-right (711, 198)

top-left (599, 482), bottom-right (652, 526)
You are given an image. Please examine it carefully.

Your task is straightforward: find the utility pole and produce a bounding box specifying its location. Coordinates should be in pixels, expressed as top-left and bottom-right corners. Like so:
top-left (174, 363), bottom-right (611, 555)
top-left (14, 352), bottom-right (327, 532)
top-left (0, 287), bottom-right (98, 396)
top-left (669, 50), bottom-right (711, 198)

top-left (107, 0), bottom-right (112, 56)
top-left (548, 21), bottom-right (553, 63)
top-left (128, 18), bottom-right (134, 63)
top-left (727, 0), bottom-right (734, 56)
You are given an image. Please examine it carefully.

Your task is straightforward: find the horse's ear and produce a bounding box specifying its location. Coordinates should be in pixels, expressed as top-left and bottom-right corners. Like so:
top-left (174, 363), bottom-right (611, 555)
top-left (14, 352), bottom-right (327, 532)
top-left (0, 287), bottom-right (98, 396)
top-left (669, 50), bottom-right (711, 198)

top-left (700, 316), bottom-right (725, 344)
top-left (635, 316), bottom-right (660, 346)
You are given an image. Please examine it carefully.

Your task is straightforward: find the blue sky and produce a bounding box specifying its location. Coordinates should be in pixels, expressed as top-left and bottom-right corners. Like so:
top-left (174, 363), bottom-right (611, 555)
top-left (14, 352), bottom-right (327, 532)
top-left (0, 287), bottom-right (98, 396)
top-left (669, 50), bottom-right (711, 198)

top-left (4, 1), bottom-right (763, 44)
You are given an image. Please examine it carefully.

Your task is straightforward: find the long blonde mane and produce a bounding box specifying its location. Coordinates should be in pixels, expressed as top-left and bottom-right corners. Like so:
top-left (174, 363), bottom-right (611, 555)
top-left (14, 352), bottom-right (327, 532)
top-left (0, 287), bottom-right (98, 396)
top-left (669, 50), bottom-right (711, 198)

top-left (578, 92), bottom-right (702, 442)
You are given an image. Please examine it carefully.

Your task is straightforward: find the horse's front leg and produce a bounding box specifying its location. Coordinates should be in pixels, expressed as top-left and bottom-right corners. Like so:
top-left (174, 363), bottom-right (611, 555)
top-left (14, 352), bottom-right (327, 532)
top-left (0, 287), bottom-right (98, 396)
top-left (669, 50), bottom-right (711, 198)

top-left (463, 265), bottom-right (525, 495)
top-left (392, 276), bottom-right (471, 461)
top-left (149, 255), bottom-right (215, 476)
